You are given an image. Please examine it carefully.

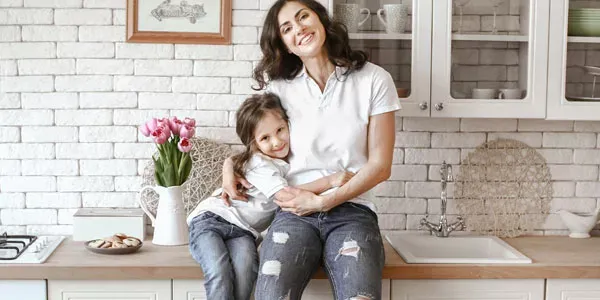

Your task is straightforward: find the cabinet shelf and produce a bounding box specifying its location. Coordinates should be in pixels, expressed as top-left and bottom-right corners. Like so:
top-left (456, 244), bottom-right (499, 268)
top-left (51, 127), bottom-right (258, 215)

top-left (452, 34), bottom-right (529, 42)
top-left (349, 32), bottom-right (412, 40)
top-left (567, 36), bottom-right (600, 43)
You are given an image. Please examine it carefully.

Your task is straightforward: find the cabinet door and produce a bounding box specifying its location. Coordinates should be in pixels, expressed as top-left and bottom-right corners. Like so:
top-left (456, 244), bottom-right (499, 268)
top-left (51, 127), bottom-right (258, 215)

top-left (546, 279), bottom-right (600, 300)
top-left (173, 280), bottom-right (207, 300)
top-left (173, 279), bottom-right (391, 299)
top-left (301, 279), bottom-right (390, 300)
top-left (0, 280), bottom-right (46, 300)
top-left (48, 280), bottom-right (171, 300)
top-left (547, 0), bottom-right (600, 120)
top-left (431, 0), bottom-right (549, 118)
top-left (392, 279), bottom-right (544, 300)
top-left (328, 0), bottom-right (433, 117)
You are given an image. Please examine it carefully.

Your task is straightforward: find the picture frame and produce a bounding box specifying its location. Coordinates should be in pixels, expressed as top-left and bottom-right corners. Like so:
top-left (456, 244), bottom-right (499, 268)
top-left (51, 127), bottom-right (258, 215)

top-left (127, 0), bottom-right (231, 45)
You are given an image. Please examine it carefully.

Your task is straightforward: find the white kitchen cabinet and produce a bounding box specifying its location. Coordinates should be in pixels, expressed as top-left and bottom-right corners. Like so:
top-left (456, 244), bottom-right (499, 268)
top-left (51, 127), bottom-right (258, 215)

top-left (172, 279), bottom-right (391, 299)
top-left (546, 0), bottom-right (600, 120)
top-left (1, 280), bottom-right (47, 300)
top-left (431, 0), bottom-right (549, 118)
top-left (328, 0), bottom-right (549, 118)
top-left (173, 280), bottom-right (207, 300)
top-left (301, 279), bottom-right (390, 300)
top-left (546, 279), bottom-right (600, 300)
top-left (328, 0), bottom-right (433, 117)
top-left (48, 280), bottom-right (171, 300)
top-left (392, 279), bottom-right (545, 300)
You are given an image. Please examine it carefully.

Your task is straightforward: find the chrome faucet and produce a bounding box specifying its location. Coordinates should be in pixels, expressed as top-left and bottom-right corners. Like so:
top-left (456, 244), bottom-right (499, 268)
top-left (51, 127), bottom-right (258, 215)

top-left (420, 161), bottom-right (465, 237)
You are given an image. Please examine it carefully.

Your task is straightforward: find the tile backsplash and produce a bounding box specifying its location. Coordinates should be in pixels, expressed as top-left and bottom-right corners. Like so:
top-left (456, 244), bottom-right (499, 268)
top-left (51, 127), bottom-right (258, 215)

top-left (0, 0), bottom-right (599, 236)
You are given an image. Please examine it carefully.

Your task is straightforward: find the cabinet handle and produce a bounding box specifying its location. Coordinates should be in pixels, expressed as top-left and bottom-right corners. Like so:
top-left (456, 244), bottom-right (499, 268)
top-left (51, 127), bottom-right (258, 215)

top-left (435, 103), bottom-right (444, 111)
top-left (419, 102), bottom-right (428, 110)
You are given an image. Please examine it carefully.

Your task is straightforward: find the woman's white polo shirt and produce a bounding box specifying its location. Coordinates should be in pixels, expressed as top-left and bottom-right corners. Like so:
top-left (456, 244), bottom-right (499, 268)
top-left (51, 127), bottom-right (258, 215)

top-left (267, 62), bottom-right (401, 210)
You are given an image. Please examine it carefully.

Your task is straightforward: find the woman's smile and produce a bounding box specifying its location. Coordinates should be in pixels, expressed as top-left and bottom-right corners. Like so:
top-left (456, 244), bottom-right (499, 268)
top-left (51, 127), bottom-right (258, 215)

top-left (298, 33), bottom-right (314, 46)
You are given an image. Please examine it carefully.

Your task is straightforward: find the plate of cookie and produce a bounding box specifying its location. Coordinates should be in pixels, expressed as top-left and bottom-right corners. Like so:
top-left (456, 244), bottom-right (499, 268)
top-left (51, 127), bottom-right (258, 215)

top-left (85, 233), bottom-right (143, 255)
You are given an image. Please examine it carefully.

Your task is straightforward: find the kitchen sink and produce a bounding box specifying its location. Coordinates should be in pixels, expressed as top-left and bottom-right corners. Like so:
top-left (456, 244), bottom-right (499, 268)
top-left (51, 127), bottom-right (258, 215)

top-left (385, 232), bottom-right (532, 264)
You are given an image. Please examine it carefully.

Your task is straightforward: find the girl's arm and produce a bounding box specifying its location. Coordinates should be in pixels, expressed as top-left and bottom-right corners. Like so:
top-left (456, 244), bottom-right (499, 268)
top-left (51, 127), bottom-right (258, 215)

top-left (275, 111), bottom-right (395, 215)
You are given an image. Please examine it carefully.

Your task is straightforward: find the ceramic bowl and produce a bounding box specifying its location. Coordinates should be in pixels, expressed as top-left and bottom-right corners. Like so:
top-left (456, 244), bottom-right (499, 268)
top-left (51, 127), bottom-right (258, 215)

top-left (85, 239), bottom-right (143, 255)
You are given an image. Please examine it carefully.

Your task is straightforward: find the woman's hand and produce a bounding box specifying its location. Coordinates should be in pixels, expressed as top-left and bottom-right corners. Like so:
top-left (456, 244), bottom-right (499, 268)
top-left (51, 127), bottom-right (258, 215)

top-left (274, 186), bottom-right (325, 216)
top-left (221, 157), bottom-right (252, 206)
top-left (327, 171), bottom-right (355, 188)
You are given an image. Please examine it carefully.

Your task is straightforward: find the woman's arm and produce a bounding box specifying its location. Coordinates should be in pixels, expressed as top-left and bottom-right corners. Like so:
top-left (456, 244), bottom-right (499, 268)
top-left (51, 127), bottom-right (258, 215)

top-left (320, 111), bottom-right (395, 210)
top-left (275, 111), bottom-right (395, 215)
top-left (221, 156), bottom-right (253, 206)
top-left (274, 171), bottom-right (355, 199)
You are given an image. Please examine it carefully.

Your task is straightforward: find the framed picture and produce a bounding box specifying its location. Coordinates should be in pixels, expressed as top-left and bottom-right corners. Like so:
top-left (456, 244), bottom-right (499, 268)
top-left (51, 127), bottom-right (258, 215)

top-left (127, 0), bottom-right (231, 44)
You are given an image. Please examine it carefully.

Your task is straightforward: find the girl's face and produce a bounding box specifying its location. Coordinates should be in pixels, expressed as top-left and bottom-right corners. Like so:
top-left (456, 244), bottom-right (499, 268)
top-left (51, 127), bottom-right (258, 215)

top-left (277, 1), bottom-right (326, 59)
top-left (253, 111), bottom-right (290, 159)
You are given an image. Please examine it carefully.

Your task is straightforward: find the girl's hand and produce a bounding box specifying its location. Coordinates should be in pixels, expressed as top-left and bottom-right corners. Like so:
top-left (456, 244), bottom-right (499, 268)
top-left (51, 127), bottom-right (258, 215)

top-left (221, 158), bottom-right (252, 206)
top-left (328, 171), bottom-right (355, 188)
top-left (275, 186), bottom-right (325, 216)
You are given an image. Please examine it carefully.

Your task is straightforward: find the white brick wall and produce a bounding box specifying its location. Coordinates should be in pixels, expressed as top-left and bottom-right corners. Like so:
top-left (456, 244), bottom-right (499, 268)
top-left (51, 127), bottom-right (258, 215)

top-left (0, 4), bottom-right (599, 237)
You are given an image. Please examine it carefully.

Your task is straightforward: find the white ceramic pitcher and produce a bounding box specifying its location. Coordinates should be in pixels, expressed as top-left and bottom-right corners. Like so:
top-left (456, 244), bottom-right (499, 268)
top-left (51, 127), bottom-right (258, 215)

top-left (138, 185), bottom-right (189, 246)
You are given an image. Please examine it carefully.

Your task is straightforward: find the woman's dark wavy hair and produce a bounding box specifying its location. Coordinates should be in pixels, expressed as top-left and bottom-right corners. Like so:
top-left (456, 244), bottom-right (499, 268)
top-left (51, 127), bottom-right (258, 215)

top-left (253, 0), bottom-right (368, 90)
top-left (231, 92), bottom-right (289, 176)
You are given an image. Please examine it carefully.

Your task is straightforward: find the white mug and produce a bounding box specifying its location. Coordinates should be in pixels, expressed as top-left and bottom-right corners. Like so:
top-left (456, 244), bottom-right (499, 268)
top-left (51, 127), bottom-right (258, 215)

top-left (377, 4), bottom-right (409, 33)
top-left (335, 3), bottom-right (370, 33)
top-left (472, 88), bottom-right (497, 99)
top-left (498, 89), bottom-right (523, 99)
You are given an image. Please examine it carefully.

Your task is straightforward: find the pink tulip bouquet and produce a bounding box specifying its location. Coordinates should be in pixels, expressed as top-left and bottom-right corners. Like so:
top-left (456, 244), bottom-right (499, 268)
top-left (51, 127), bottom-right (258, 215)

top-left (140, 116), bottom-right (195, 187)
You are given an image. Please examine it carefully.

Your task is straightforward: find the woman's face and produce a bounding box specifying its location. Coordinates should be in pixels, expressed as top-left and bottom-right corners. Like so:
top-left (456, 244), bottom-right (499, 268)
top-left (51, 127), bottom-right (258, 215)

top-left (277, 1), bottom-right (326, 59)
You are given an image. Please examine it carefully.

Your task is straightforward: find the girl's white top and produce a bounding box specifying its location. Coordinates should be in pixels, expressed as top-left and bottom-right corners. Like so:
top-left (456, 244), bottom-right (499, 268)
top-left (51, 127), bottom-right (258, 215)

top-left (267, 62), bottom-right (401, 211)
top-left (187, 153), bottom-right (289, 239)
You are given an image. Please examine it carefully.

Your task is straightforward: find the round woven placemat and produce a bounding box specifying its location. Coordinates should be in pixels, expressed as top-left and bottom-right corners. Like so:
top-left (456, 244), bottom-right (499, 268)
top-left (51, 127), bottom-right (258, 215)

top-left (140, 137), bottom-right (233, 216)
top-left (454, 138), bottom-right (552, 237)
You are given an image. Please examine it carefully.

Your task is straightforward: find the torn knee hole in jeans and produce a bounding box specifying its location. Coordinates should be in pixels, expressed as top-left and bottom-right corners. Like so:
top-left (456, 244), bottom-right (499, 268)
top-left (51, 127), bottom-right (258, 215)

top-left (272, 232), bottom-right (289, 244)
top-left (335, 239), bottom-right (360, 260)
top-left (261, 260), bottom-right (281, 276)
top-left (347, 295), bottom-right (374, 300)
top-left (278, 290), bottom-right (291, 300)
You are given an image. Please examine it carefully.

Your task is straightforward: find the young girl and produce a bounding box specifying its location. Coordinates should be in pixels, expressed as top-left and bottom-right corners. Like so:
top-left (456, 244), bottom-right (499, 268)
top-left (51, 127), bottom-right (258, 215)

top-left (187, 92), bottom-right (354, 300)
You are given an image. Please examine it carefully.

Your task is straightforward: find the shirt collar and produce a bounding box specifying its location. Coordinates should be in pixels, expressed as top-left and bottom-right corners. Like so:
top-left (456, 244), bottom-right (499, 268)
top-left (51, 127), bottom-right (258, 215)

top-left (295, 64), bottom-right (348, 80)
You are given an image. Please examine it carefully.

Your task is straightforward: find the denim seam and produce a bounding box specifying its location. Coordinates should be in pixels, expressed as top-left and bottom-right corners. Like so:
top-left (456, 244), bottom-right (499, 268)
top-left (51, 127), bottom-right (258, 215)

top-left (322, 258), bottom-right (339, 300)
top-left (296, 270), bottom-right (317, 300)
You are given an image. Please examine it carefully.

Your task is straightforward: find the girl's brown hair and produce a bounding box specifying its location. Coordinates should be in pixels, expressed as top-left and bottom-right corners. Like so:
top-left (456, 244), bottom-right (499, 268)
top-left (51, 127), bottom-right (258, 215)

top-left (232, 93), bottom-right (289, 176)
top-left (253, 0), bottom-right (367, 90)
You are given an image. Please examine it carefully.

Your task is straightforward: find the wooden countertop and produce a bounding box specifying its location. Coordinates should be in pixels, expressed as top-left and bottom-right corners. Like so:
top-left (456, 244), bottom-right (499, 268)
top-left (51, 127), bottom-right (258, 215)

top-left (2, 236), bottom-right (600, 280)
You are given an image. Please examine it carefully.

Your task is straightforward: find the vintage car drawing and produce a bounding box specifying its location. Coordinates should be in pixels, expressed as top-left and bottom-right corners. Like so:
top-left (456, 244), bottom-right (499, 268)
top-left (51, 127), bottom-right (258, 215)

top-left (151, 0), bottom-right (207, 24)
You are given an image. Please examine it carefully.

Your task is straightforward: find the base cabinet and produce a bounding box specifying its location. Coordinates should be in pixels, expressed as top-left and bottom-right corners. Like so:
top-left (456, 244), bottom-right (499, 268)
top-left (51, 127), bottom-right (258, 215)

top-left (46, 278), bottom-right (600, 299)
top-left (302, 279), bottom-right (390, 300)
top-left (171, 279), bottom-right (391, 300)
top-left (48, 280), bottom-right (172, 300)
top-left (172, 280), bottom-right (206, 300)
top-left (1, 280), bottom-right (46, 300)
top-left (546, 279), bottom-right (600, 300)
top-left (392, 279), bottom-right (545, 300)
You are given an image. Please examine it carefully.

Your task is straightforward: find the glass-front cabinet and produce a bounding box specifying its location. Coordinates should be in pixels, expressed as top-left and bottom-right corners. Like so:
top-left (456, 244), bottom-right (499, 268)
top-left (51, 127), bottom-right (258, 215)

top-left (432, 0), bottom-right (549, 118)
top-left (327, 0), bottom-right (549, 118)
top-left (327, 0), bottom-right (433, 117)
top-left (547, 0), bottom-right (600, 120)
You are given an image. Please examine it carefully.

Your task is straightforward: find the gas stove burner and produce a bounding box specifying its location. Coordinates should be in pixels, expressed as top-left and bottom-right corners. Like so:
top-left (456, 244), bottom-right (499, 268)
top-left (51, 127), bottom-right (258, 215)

top-left (0, 234), bottom-right (65, 264)
top-left (0, 232), bottom-right (38, 260)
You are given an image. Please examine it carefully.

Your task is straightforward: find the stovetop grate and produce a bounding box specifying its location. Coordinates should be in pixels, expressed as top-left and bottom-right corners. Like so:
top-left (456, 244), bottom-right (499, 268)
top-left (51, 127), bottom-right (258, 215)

top-left (0, 232), bottom-right (38, 260)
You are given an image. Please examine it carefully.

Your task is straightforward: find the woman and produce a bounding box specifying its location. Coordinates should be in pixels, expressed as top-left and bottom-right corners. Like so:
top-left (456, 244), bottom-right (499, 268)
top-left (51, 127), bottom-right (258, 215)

top-left (221, 0), bottom-right (399, 298)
